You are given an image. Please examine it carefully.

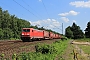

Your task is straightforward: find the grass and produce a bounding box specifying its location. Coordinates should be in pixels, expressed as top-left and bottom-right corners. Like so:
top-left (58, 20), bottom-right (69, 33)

top-left (79, 45), bottom-right (90, 54)
top-left (75, 38), bottom-right (90, 42)
top-left (74, 38), bottom-right (90, 54)
top-left (73, 38), bottom-right (90, 60)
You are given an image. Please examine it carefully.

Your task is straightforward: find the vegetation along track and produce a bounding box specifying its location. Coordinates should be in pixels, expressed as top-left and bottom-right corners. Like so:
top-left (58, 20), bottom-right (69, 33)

top-left (0, 39), bottom-right (60, 59)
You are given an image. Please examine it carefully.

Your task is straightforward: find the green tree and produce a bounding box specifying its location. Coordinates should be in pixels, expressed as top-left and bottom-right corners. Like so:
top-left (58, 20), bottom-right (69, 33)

top-left (0, 28), bottom-right (4, 39)
top-left (65, 26), bottom-right (73, 38)
top-left (85, 21), bottom-right (90, 38)
top-left (0, 7), bottom-right (31, 40)
top-left (0, 7), bottom-right (3, 28)
top-left (65, 23), bottom-right (84, 39)
top-left (3, 28), bottom-right (14, 39)
top-left (1, 10), bottom-right (10, 29)
top-left (71, 23), bottom-right (84, 39)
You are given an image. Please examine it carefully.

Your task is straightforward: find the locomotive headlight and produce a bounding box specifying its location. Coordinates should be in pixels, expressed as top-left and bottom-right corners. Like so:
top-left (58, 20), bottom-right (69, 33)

top-left (22, 33), bottom-right (24, 35)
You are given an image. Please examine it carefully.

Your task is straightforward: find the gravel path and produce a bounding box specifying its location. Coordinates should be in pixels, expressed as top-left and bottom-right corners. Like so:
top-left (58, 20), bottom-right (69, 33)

top-left (72, 41), bottom-right (90, 60)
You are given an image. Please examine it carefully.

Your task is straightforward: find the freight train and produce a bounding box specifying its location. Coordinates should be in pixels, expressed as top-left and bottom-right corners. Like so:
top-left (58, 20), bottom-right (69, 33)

top-left (21, 28), bottom-right (61, 42)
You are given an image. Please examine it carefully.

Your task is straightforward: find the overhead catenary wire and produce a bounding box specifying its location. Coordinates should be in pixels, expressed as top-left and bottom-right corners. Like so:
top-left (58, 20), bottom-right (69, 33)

top-left (41, 0), bottom-right (59, 30)
top-left (0, 1), bottom-right (24, 16)
top-left (21, 0), bottom-right (43, 20)
top-left (42, 0), bottom-right (50, 18)
top-left (13, 0), bottom-right (42, 20)
top-left (41, 0), bottom-right (62, 33)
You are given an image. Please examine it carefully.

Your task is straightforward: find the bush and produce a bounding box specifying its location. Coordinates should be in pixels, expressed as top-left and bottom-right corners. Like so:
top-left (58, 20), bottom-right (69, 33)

top-left (35, 44), bottom-right (57, 54)
top-left (61, 36), bottom-right (68, 40)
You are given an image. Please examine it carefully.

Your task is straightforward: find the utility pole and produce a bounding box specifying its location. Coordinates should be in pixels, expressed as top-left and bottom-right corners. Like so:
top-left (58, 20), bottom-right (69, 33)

top-left (62, 23), bottom-right (63, 35)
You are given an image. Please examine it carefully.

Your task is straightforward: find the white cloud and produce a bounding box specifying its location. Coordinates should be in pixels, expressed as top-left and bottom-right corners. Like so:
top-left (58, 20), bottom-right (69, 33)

top-left (58, 10), bottom-right (79, 16)
top-left (60, 17), bottom-right (69, 23)
top-left (69, 10), bottom-right (79, 15)
top-left (70, 1), bottom-right (90, 8)
top-left (29, 19), bottom-right (61, 29)
top-left (29, 21), bottom-right (41, 26)
top-left (58, 13), bottom-right (68, 16)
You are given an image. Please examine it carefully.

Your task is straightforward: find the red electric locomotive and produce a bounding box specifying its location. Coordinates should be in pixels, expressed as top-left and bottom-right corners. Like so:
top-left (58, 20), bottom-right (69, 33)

top-left (21, 28), bottom-right (44, 42)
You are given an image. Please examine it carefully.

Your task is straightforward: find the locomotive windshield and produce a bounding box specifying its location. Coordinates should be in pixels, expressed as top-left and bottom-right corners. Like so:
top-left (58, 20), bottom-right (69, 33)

top-left (22, 29), bottom-right (30, 32)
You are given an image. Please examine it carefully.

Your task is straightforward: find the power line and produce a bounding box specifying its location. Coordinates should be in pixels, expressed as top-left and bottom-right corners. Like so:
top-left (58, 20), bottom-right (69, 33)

top-left (42, 0), bottom-right (50, 18)
top-left (54, 23), bottom-right (63, 35)
top-left (0, 1), bottom-right (24, 16)
top-left (21, 0), bottom-right (43, 20)
top-left (41, 0), bottom-right (62, 34)
top-left (13, 0), bottom-right (41, 20)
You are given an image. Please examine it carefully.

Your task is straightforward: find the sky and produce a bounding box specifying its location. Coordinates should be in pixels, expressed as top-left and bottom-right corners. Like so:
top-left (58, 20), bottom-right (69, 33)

top-left (0, 0), bottom-right (90, 34)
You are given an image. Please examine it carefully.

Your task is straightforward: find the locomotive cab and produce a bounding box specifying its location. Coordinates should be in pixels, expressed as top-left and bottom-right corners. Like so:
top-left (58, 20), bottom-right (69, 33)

top-left (21, 28), bottom-right (32, 42)
top-left (21, 28), bottom-right (44, 42)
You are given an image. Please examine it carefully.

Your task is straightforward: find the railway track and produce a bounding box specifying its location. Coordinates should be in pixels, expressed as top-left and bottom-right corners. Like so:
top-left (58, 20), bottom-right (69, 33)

top-left (0, 40), bottom-right (23, 45)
